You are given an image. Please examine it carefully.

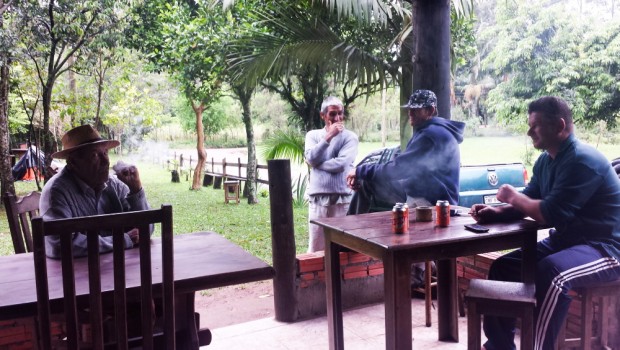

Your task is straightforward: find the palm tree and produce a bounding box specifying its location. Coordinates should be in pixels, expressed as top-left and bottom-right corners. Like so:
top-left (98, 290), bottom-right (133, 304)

top-left (260, 128), bottom-right (309, 207)
top-left (226, 0), bottom-right (475, 146)
top-left (227, 3), bottom-right (399, 132)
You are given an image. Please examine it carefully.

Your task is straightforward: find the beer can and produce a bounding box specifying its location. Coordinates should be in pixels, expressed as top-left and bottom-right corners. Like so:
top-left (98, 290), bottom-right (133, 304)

top-left (436, 200), bottom-right (450, 227)
top-left (392, 203), bottom-right (408, 234)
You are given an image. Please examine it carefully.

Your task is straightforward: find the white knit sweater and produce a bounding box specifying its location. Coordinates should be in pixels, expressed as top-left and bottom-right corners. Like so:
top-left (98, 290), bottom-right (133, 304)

top-left (304, 128), bottom-right (358, 196)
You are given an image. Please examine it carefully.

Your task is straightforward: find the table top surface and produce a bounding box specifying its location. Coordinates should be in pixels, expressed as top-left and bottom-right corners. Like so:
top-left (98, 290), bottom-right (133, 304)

top-left (312, 210), bottom-right (540, 252)
top-left (0, 231), bottom-right (274, 319)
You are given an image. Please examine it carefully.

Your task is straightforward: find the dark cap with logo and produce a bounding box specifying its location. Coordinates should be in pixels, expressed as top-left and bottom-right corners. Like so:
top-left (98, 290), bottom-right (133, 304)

top-left (402, 89), bottom-right (437, 109)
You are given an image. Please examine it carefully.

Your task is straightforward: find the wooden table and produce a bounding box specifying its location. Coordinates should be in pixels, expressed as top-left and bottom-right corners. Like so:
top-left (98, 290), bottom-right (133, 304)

top-left (312, 211), bottom-right (540, 350)
top-left (0, 231), bottom-right (275, 349)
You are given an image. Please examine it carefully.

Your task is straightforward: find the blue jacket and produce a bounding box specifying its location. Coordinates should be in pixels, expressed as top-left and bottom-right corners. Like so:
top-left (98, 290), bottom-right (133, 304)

top-left (356, 117), bottom-right (465, 205)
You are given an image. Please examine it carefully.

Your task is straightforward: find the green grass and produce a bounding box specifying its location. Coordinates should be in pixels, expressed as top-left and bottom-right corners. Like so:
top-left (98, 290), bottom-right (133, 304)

top-left (2, 135), bottom-right (619, 260)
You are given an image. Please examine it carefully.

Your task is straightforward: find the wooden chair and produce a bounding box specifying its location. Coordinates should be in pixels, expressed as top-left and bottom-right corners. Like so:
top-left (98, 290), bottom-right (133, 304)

top-left (556, 279), bottom-right (620, 350)
top-left (32, 205), bottom-right (175, 350)
top-left (411, 261), bottom-right (437, 327)
top-left (465, 279), bottom-right (536, 350)
top-left (3, 191), bottom-right (41, 254)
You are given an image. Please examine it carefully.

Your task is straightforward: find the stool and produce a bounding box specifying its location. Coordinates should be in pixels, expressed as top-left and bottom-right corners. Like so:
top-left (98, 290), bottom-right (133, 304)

top-left (465, 279), bottom-right (536, 350)
top-left (224, 181), bottom-right (240, 204)
top-left (556, 279), bottom-right (620, 350)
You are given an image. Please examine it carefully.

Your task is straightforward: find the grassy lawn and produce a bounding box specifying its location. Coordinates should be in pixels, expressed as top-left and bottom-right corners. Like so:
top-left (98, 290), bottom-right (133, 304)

top-left (2, 135), bottom-right (619, 260)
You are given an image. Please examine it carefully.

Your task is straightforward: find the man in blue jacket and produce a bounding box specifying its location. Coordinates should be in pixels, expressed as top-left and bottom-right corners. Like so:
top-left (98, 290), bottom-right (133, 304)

top-left (346, 90), bottom-right (465, 290)
top-left (346, 89), bottom-right (465, 213)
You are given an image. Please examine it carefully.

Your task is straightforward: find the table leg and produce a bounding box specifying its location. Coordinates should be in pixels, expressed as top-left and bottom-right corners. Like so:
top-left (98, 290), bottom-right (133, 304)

top-left (437, 258), bottom-right (459, 342)
top-left (383, 252), bottom-right (412, 350)
top-left (174, 292), bottom-right (200, 350)
top-left (522, 230), bottom-right (537, 284)
top-left (325, 231), bottom-right (344, 350)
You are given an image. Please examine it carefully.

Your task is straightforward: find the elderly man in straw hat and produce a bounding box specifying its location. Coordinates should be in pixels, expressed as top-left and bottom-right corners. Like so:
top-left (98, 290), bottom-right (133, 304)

top-left (39, 124), bottom-right (150, 258)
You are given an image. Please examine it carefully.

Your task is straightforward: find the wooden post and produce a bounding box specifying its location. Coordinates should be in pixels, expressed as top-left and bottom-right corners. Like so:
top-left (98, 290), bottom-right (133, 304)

top-left (222, 158), bottom-right (227, 181)
top-left (412, 0), bottom-right (452, 120)
top-left (268, 160), bottom-right (297, 322)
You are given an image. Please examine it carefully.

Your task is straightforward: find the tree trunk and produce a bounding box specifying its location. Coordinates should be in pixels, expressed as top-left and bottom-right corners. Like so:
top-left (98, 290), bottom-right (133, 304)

top-left (381, 89), bottom-right (387, 147)
top-left (68, 55), bottom-right (76, 127)
top-left (94, 56), bottom-right (105, 131)
top-left (191, 101), bottom-right (206, 190)
top-left (411, 0), bottom-right (452, 120)
top-left (42, 79), bottom-right (57, 182)
top-left (0, 26), bottom-right (15, 199)
top-left (399, 5), bottom-right (415, 150)
top-left (235, 86), bottom-right (258, 204)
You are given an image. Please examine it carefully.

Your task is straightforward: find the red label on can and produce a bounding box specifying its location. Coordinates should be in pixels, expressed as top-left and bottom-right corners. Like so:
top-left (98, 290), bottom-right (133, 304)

top-left (436, 200), bottom-right (450, 227)
top-left (392, 205), bottom-right (408, 234)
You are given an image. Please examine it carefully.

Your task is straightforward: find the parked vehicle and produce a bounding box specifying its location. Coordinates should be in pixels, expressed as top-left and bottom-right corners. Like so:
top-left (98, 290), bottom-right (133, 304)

top-left (356, 146), bottom-right (528, 208)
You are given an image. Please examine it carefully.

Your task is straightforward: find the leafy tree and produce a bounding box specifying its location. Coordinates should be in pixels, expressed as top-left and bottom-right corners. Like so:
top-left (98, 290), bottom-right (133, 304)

top-left (0, 0), bottom-right (16, 197)
top-left (562, 22), bottom-right (620, 127)
top-left (227, 1), bottom-right (400, 132)
top-left (13, 0), bottom-right (127, 179)
top-left (128, 1), bottom-right (225, 190)
top-left (102, 82), bottom-right (165, 154)
top-left (482, 1), bottom-right (620, 128)
top-left (176, 94), bottom-right (239, 136)
top-left (129, 0), bottom-right (265, 202)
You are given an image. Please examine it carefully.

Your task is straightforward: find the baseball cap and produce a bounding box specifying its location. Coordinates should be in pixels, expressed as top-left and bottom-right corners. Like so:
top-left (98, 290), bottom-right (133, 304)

top-left (402, 89), bottom-right (437, 109)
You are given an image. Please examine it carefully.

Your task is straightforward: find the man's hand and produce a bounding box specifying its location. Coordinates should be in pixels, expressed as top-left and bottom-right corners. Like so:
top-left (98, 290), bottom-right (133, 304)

top-left (496, 184), bottom-right (519, 204)
top-left (127, 228), bottom-right (139, 247)
top-left (469, 204), bottom-right (499, 223)
top-left (325, 121), bottom-right (344, 143)
top-left (113, 161), bottom-right (142, 194)
top-left (346, 168), bottom-right (359, 190)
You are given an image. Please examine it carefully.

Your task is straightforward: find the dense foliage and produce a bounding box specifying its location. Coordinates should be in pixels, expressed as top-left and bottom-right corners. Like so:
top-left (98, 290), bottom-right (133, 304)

top-left (481, 1), bottom-right (620, 128)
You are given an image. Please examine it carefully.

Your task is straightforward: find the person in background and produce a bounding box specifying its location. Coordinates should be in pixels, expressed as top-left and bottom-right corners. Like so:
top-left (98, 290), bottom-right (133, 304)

top-left (346, 89), bottom-right (465, 290)
top-left (40, 124), bottom-right (150, 258)
top-left (304, 96), bottom-right (359, 252)
top-left (470, 96), bottom-right (620, 350)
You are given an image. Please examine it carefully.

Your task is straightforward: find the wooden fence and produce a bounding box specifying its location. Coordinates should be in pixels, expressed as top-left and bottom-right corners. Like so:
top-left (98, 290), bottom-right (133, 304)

top-left (164, 152), bottom-right (269, 184)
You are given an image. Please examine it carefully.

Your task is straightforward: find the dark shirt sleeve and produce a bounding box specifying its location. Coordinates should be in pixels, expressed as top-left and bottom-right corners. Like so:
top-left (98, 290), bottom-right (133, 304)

top-left (522, 160), bottom-right (542, 200)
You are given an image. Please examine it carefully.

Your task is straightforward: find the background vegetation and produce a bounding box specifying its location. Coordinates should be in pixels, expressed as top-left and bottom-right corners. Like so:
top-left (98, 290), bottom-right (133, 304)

top-left (2, 135), bottom-right (619, 260)
top-left (1, 0), bottom-right (619, 259)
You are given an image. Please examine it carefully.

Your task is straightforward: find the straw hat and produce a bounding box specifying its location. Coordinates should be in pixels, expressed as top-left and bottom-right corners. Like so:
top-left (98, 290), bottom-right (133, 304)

top-left (52, 125), bottom-right (120, 159)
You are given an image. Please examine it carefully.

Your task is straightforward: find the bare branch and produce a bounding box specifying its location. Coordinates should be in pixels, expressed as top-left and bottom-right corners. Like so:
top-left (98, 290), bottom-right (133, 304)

top-left (24, 48), bottom-right (46, 87)
top-left (0, 0), bottom-right (15, 15)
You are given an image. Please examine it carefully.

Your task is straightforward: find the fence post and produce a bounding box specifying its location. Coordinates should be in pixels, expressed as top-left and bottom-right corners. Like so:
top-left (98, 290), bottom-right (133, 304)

top-left (268, 159), bottom-right (297, 322)
top-left (222, 158), bottom-right (227, 180)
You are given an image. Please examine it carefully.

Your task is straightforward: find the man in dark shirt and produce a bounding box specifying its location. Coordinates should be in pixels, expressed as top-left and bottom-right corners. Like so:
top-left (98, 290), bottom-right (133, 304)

top-left (470, 96), bottom-right (620, 350)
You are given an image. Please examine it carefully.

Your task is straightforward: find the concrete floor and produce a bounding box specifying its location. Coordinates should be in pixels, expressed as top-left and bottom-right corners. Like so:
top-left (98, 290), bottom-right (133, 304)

top-left (201, 298), bottom-right (517, 350)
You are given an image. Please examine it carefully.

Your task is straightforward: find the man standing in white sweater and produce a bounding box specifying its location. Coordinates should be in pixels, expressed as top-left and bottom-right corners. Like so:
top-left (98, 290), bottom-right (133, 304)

top-left (304, 96), bottom-right (359, 252)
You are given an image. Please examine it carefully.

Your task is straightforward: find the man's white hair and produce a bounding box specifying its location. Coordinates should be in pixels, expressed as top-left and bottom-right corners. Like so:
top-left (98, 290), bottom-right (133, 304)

top-left (321, 96), bottom-right (344, 114)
